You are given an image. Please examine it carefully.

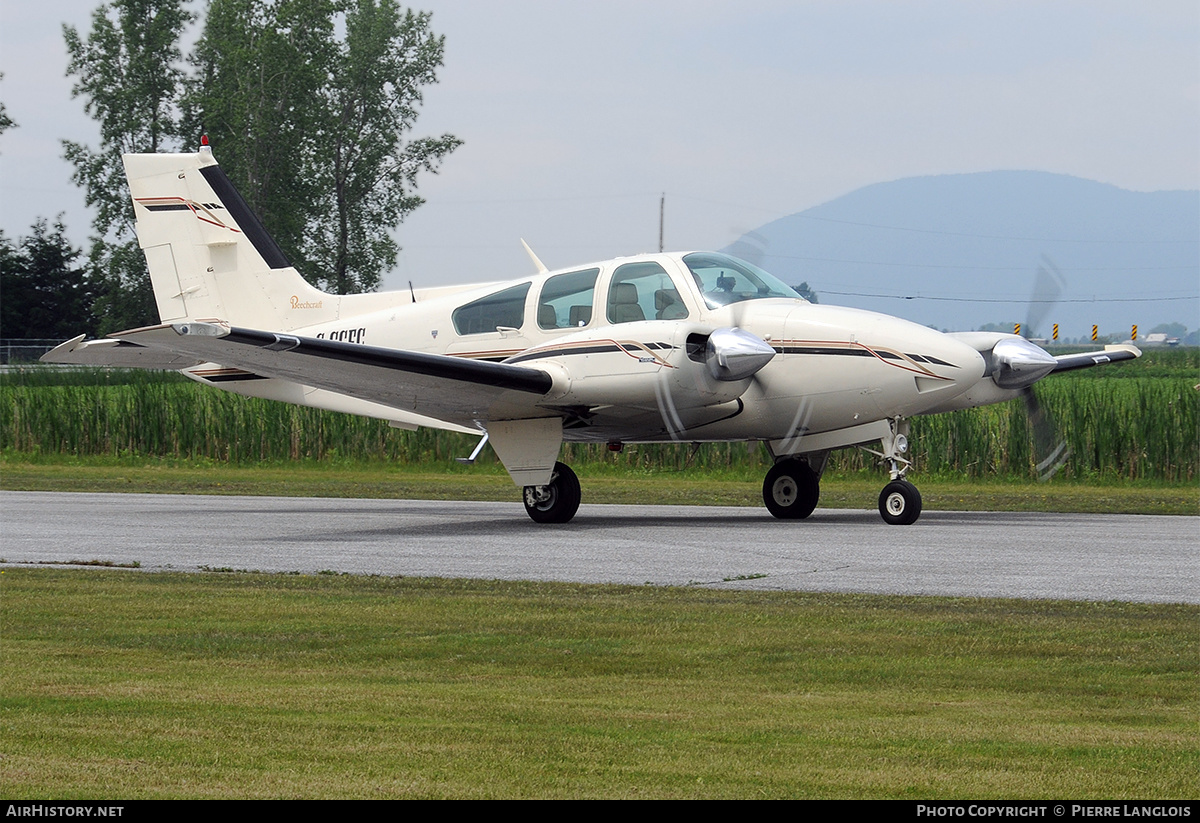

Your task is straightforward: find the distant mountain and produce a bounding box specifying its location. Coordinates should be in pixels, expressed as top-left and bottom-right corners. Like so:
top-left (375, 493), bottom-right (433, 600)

top-left (724, 171), bottom-right (1199, 341)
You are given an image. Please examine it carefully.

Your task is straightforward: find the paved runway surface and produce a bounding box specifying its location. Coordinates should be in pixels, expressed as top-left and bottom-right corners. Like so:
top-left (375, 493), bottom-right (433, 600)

top-left (2, 491), bottom-right (1195, 603)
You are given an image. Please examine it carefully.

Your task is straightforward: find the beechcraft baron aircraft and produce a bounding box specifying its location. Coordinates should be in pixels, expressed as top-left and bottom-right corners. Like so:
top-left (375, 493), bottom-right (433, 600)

top-left (44, 144), bottom-right (1141, 524)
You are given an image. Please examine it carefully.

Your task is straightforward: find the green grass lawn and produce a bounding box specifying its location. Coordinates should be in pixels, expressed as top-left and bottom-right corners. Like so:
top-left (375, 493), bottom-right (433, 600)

top-left (2, 450), bottom-right (1195, 798)
top-left (2, 570), bottom-right (1195, 799)
top-left (2, 455), bottom-right (1196, 514)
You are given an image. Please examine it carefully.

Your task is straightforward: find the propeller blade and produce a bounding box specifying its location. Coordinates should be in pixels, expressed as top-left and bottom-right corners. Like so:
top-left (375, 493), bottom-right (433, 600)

top-left (1024, 255), bottom-right (1066, 340)
top-left (1022, 386), bottom-right (1069, 481)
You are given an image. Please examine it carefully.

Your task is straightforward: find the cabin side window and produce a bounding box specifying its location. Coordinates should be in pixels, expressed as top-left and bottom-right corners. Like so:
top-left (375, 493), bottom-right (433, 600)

top-left (537, 268), bottom-right (600, 330)
top-left (452, 282), bottom-right (532, 335)
top-left (606, 261), bottom-right (689, 324)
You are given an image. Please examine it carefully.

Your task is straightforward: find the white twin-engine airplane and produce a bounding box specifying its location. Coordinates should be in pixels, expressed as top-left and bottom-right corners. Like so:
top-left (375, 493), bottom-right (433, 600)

top-left (45, 145), bottom-right (1141, 524)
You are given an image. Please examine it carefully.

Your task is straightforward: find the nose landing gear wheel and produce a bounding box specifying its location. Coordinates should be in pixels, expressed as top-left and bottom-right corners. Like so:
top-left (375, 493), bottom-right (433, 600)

top-left (523, 461), bottom-right (581, 523)
top-left (878, 480), bottom-right (922, 525)
top-left (762, 459), bottom-right (820, 519)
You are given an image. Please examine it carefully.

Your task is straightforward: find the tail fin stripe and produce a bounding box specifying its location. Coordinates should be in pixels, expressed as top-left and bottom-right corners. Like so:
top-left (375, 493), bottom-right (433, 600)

top-left (198, 165), bottom-right (291, 270)
top-left (143, 203), bottom-right (196, 212)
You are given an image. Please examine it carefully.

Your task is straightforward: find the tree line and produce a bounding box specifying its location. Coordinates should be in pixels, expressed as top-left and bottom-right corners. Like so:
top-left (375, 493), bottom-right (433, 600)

top-left (2, 0), bottom-right (460, 339)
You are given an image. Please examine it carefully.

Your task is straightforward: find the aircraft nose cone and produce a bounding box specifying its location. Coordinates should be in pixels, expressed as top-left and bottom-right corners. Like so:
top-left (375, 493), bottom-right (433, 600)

top-left (706, 327), bottom-right (776, 381)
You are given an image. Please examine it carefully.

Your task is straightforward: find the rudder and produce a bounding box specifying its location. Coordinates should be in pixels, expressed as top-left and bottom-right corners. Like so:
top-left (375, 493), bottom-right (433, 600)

top-left (123, 145), bottom-right (336, 330)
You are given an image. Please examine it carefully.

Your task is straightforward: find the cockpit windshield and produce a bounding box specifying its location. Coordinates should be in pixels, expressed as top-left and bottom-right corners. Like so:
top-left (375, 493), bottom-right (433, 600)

top-left (683, 252), bottom-right (803, 309)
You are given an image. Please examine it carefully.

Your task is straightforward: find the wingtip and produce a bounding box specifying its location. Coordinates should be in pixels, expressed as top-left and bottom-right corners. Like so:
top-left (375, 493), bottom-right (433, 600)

top-left (39, 334), bottom-right (87, 363)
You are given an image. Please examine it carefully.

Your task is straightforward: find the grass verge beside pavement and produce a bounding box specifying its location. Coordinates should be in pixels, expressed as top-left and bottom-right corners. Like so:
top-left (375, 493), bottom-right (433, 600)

top-left (1, 570), bottom-right (1195, 799)
top-left (2, 458), bottom-right (1195, 798)
top-left (1, 455), bottom-right (1196, 514)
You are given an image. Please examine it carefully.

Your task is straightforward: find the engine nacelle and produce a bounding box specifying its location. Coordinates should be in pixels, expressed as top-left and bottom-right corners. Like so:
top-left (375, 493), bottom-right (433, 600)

top-left (509, 321), bottom-right (771, 411)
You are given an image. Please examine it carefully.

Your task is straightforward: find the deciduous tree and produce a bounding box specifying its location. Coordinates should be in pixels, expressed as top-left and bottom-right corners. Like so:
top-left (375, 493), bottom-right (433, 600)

top-left (307, 0), bottom-right (462, 293)
top-left (184, 0), bottom-right (339, 278)
top-left (186, 0), bottom-right (460, 293)
top-left (0, 73), bottom-right (15, 140)
top-left (66, 0), bottom-right (458, 308)
top-left (63, 0), bottom-right (193, 332)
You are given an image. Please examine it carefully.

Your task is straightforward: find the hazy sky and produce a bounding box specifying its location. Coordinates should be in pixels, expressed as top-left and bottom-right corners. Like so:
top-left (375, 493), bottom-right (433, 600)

top-left (1, 0), bottom-right (1197, 294)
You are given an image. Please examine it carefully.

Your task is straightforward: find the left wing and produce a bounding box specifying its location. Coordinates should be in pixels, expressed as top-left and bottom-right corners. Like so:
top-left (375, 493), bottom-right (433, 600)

top-left (110, 321), bottom-right (557, 428)
top-left (1050, 344), bottom-right (1142, 374)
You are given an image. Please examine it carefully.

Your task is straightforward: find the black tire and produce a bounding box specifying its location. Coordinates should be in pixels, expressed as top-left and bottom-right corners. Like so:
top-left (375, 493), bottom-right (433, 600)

top-left (522, 461), bottom-right (581, 523)
top-left (762, 459), bottom-right (820, 519)
top-left (878, 480), bottom-right (922, 525)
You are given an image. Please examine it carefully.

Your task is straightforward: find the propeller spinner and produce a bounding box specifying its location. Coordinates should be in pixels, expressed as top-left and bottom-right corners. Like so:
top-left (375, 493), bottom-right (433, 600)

top-left (705, 327), bottom-right (776, 381)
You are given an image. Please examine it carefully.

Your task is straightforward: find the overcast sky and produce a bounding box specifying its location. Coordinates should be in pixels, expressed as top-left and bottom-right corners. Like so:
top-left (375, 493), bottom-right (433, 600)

top-left (1, 0), bottom-right (1196, 294)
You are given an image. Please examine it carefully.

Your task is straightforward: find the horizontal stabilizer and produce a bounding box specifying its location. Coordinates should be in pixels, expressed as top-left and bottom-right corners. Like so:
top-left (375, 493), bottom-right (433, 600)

top-left (40, 334), bottom-right (204, 370)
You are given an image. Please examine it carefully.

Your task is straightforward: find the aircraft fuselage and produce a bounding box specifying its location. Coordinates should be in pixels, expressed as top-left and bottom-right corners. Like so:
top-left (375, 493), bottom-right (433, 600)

top-left (45, 148), bottom-right (1140, 525)
top-left (226, 252), bottom-right (989, 449)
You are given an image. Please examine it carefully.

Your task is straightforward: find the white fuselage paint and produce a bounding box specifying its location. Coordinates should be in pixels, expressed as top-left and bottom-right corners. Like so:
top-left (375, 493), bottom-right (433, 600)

top-left (193, 252), bottom-right (992, 450)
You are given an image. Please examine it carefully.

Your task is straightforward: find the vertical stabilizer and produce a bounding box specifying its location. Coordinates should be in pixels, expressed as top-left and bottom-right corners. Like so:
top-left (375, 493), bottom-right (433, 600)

top-left (123, 147), bottom-right (338, 330)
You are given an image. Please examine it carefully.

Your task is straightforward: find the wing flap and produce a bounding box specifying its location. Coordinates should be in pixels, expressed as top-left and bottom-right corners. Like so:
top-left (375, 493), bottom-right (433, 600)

top-left (112, 322), bottom-right (556, 427)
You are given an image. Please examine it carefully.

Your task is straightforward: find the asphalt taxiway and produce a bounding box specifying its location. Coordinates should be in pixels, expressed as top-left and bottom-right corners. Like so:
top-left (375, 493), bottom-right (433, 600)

top-left (1, 491), bottom-right (1195, 603)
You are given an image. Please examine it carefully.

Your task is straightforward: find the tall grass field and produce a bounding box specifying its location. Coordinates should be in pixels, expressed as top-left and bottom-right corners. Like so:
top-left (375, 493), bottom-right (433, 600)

top-left (1, 348), bottom-right (1195, 482)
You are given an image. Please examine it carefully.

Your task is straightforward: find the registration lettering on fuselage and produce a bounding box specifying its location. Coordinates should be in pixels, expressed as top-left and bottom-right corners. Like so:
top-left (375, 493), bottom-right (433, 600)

top-left (316, 328), bottom-right (367, 344)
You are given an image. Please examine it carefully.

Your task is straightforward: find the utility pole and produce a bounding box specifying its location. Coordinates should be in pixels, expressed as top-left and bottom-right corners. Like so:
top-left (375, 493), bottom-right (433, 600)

top-left (658, 193), bottom-right (664, 253)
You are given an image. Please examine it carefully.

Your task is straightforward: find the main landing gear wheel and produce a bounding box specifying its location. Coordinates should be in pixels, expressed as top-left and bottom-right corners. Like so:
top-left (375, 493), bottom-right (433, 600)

top-left (523, 461), bottom-right (581, 524)
top-left (878, 480), bottom-right (922, 526)
top-left (762, 459), bottom-right (820, 519)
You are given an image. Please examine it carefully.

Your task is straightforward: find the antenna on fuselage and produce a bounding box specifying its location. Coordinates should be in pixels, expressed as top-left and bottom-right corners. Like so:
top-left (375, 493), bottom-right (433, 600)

top-left (408, 280), bottom-right (416, 303)
top-left (521, 239), bottom-right (548, 274)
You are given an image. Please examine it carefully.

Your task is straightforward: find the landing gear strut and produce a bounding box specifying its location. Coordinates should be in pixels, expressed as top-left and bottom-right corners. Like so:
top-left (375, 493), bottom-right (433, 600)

top-left (866, 418), bottom-right (922, 525)
top-left (762, 457), bottom-right (820, 519)
top-left (522, 461), bottom-right (581, 523)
